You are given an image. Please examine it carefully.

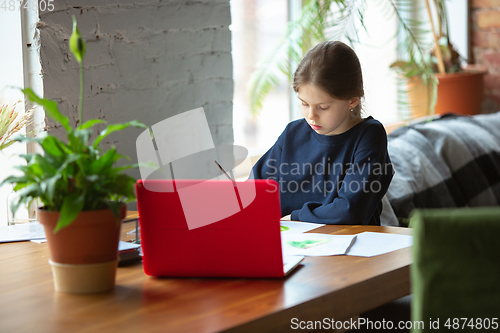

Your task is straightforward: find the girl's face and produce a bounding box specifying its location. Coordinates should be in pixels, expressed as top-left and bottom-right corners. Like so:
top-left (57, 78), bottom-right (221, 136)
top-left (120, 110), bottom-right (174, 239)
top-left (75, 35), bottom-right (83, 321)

top-left (298, 84), bottom-right (360, 136)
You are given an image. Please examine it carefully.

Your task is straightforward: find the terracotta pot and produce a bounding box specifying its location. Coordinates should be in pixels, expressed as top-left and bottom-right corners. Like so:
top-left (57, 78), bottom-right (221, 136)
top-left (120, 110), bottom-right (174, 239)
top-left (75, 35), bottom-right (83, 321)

top-left (407, 66), bottom-right (487, 118)
top-left (407, 76), bottom-right (432, 119)
top-left (37, 204), bottom-right (126, 293)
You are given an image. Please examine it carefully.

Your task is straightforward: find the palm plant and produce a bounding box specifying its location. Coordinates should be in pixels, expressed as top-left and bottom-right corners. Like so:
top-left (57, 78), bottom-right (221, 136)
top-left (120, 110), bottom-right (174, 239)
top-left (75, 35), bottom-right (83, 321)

top-left (248, 0), bottom-right (461, 117)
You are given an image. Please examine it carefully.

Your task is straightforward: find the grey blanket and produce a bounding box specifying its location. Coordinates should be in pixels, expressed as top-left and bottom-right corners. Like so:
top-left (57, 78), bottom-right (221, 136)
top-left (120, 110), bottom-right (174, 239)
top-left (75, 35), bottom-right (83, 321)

top-left (385, 112), bottom-right (500, 225)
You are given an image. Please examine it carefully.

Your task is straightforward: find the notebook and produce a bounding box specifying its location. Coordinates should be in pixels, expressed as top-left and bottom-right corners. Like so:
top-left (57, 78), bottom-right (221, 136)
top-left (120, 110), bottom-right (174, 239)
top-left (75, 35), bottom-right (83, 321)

top-left (135, 179), bottom-right (303, 278)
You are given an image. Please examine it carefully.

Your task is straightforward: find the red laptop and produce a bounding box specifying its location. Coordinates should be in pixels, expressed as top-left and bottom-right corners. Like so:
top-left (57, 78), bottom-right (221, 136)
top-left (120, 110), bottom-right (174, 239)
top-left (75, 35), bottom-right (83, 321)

top-left (136, 179), bottom-right (303, 278)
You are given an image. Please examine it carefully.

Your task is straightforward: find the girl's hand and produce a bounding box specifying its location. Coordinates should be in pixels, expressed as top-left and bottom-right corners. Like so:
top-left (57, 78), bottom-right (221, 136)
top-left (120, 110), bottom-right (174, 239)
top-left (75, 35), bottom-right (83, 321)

top-left (281, 214), bottom-right (291, 221)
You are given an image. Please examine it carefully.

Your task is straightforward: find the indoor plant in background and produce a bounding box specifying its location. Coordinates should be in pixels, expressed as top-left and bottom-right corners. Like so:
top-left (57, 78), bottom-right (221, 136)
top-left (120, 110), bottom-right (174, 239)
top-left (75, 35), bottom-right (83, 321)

top-left (389, 0), bottom-right (486, 118)
top-left (0, 16), bottom-right (147, 294)
top-left (248, 0), bottom-right (484, 119)
top-left (0, 101), bottom-right (34, 151)
top-left (1, 101), bottom-right (36, 224)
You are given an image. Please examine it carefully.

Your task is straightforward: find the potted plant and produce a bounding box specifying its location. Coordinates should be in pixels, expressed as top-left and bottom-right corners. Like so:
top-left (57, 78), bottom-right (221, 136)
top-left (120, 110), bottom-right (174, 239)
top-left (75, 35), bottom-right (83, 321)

top-left (247, 0), bottom-right (485, 119)
top-left (389, 0), bottom-right (486, 118)
top-left (0, 16), bottom-right (147, 294)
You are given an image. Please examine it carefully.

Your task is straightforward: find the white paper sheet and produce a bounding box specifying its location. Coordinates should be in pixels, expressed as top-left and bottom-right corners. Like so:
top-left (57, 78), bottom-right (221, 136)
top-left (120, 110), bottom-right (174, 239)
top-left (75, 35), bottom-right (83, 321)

top-left (346, 232), bottom-right (413, 257)
top-left (280, 221), bottom-right (325, 234)
top-left (30, 239), bottom-right (47, 243)
top-left (118, 241), bottom-right (141, 251)
top-left (0, 222), bottom-right (46, 243)
top-left (281, 233), bottom-right (357, 256)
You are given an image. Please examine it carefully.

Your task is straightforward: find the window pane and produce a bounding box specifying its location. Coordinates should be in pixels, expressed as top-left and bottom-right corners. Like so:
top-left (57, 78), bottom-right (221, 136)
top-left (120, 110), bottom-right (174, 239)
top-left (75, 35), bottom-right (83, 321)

top-left (230, 0), bottom-right (290, 154)
top-left (0, 11), bottom-right (27, 227)
top-left (353, 1), bottom-right (399, 125)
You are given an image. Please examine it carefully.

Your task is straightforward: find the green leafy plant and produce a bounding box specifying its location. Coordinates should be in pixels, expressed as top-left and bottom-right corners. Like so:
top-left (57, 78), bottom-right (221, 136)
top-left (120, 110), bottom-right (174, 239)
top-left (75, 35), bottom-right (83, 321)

top-left (391, 0), bottom-right (463, 76)
top-left (1, 16), bottom-right (147, 232)
top-left (248, 0), bottom-right (462, 118)
top-left (389, 0), bottom-right (464, 117)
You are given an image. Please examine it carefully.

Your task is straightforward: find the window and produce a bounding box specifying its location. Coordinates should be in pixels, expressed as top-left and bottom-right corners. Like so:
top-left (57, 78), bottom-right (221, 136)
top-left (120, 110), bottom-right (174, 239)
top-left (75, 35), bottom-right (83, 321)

top-left (0, 11), bottom-right (26, 226)
top-left (230, 0), bottom-right (290, 157)
top-left (0, 8), bottom-right (42, 226)
top-left (230, 0), bottom-right (400, 160)
top-left (345, 1), bottom-right (399, 125)
top-left (230, 0), bottom-right (468, 154)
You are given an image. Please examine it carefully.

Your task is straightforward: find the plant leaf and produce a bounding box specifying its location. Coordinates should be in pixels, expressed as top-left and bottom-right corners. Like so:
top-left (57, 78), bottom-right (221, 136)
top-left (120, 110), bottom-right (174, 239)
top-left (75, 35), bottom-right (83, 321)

top-left (57, 153), bottom-right (83, 174)
top-left (113, 163), bottom-right (144, 173)
top-left (0, 175), bottom-right (30, 188)
top-left (31, 154), bottom-right (58, 176)
top-left (40, 174), bottom-right (61, 207)
top-left (77, 119), bottom-right (106, 130)
top-left (22, 88), bottom-right (71, 131)
top-left (10, 132), bottom-right (47, 144)
top-left (0, 140), bottom-right (17, 150)
top-left (10, 183), bottom-right (41, 216)
top-left (104, 200), bottom-right (123, 223)
top-left (73, 128), bottom-right (93, 148)
top-left (41, 135), bottom-right (67, 160)
top-left (93, 120), bottom-right (147, 148)
top-left (90, 148), bottom-right (116, 174)
top-left (54, 193), bottom-right (85, 232)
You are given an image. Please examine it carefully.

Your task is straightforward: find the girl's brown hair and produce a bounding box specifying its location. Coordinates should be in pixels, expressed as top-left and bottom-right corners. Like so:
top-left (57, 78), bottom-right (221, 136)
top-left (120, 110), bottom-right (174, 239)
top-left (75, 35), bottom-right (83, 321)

top-left (292, 41), bottom-right (364, 118)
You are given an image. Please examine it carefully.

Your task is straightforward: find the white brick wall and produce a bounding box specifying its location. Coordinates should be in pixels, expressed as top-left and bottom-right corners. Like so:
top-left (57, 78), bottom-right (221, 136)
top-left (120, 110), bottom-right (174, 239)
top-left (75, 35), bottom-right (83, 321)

top-left (37, 1), bottom-right (233, 198)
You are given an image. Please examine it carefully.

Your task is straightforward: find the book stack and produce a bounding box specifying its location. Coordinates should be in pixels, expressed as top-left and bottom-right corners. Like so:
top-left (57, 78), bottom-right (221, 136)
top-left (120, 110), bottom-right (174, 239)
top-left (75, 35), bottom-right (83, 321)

top-left (118, 241), bottom-right (142, 266)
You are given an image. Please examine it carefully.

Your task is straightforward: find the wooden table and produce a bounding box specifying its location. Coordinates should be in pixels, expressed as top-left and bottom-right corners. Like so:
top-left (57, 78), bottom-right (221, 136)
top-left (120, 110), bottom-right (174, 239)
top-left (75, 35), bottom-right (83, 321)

top-left (0, 220), bottom-right (412, 333)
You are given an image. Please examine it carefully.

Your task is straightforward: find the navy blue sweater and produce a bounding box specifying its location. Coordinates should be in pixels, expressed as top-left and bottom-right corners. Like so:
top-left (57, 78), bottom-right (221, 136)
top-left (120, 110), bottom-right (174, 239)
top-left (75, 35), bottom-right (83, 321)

top-left (251, 117), bottom-right (393, 225)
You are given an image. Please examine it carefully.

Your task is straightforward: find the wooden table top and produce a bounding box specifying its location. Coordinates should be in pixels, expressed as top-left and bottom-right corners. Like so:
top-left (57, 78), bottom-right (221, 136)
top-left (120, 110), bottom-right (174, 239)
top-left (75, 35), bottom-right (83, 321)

top-left (0, 220), bottom-right (412, 333)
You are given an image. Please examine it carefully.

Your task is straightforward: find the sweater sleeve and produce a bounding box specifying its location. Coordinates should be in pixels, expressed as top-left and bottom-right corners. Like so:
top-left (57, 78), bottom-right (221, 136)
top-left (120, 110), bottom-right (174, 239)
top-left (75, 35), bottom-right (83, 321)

top-left (290, 145), bottom-right (393, 225)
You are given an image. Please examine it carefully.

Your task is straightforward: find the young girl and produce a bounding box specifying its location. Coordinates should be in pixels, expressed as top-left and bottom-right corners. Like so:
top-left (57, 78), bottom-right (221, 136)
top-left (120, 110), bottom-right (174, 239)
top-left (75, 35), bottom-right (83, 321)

top-left (251, 41), bottom-right (393, 225)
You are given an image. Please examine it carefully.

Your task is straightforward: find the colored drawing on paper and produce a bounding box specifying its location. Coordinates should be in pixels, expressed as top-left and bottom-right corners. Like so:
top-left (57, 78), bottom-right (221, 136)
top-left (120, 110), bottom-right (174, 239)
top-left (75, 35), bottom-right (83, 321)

top-left (287, 239), bottom-right (331, 249)
top-left (280, 225), bottom-right (290, 232)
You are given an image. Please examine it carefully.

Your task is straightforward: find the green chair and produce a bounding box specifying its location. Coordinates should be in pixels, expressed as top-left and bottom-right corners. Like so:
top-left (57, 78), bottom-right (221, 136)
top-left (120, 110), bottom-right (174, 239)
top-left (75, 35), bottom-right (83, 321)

top-left (410, 208), bottom-right (500, 333)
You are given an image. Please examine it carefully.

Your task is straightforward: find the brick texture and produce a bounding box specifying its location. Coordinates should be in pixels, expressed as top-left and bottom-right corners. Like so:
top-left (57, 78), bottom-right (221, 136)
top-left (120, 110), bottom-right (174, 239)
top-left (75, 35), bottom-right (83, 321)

top-left (472, 31), bottom-right (500, 48)
top-left (472, 0), bottom-right (500, 8)
top-left (471, 0), bottom-right (500, 113)
top-left (482, 52), bottom-right (500, 68)
top-left (37, 1), bottom-right (234, 191)
top-left (477, 11), bottom-right (500, 29)
top-left (485, 72), bottom-right (500, 84)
